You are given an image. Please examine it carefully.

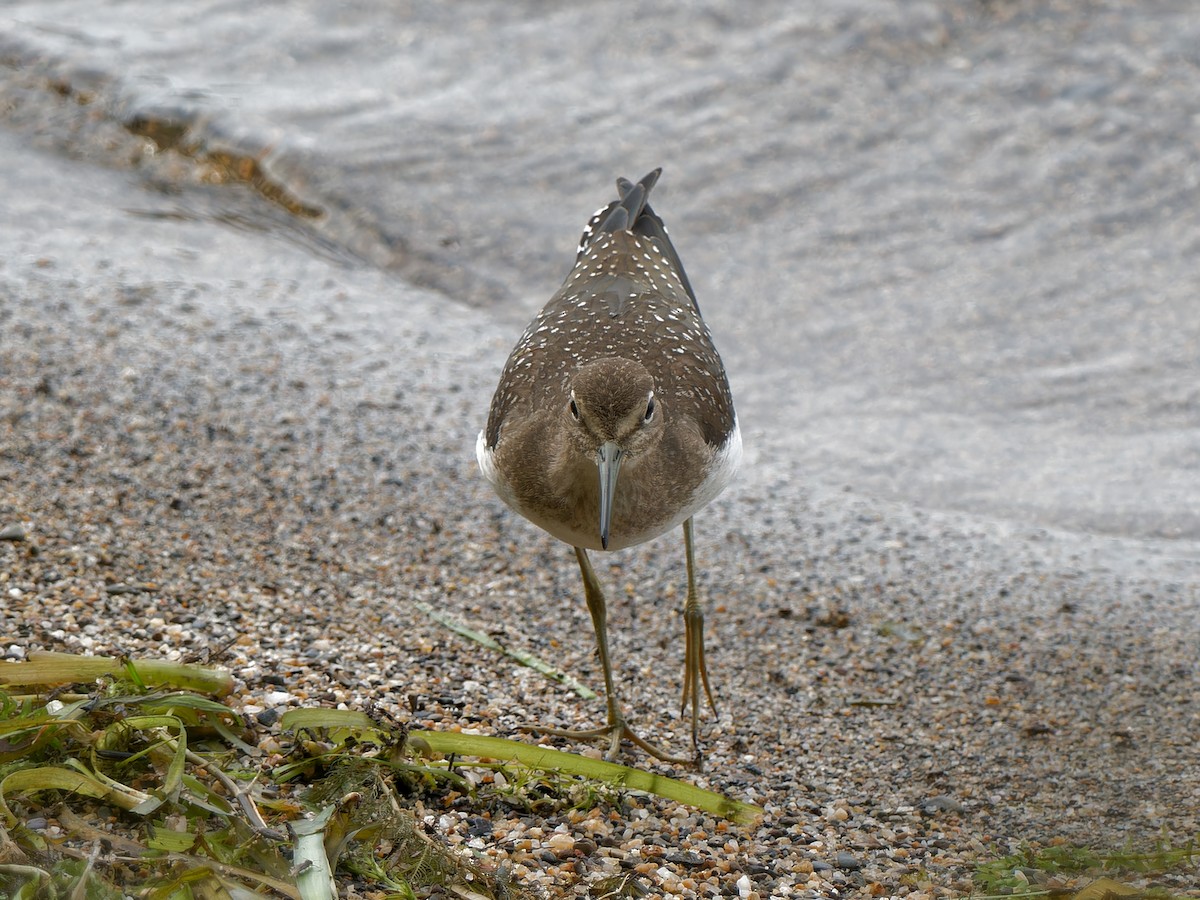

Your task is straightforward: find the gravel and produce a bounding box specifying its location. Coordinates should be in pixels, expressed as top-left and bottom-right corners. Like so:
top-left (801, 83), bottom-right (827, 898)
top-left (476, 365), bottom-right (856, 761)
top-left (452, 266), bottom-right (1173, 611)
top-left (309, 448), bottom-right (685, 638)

top-left (3, 119), bottom-right (1199, 900)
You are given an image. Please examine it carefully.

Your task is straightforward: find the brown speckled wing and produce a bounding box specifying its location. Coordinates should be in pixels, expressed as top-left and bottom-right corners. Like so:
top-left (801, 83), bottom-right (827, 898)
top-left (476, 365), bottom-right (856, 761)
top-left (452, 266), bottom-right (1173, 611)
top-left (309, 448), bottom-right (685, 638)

top-left (485, 173), bottom-right (735, 450)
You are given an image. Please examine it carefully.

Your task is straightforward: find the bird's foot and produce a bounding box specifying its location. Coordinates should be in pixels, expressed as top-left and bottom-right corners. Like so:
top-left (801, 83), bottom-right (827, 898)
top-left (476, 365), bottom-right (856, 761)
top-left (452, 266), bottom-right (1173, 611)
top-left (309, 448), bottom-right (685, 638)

top-left (521, 719), bottom-right (696, 766)
top-left (681, 596), bottom-right (718, 759)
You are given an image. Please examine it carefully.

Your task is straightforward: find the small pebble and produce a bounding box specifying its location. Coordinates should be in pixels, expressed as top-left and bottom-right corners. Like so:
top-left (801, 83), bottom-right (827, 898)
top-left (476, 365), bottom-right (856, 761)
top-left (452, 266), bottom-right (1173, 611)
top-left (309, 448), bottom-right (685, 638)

top-left (835, 851), bottom-right (862, 870)
top-left (922, 795), bottom-right (965, 814)
top-left (0, 524), bottom-right (27, 541)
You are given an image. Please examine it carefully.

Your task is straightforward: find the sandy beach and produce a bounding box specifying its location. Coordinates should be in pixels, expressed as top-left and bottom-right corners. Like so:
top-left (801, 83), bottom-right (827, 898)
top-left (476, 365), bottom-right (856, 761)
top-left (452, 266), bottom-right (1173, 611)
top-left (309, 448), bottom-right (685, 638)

top-left (4, 127), bottom-right (1199, 897)
top-left (3, 2), bottom-right (1199, 895)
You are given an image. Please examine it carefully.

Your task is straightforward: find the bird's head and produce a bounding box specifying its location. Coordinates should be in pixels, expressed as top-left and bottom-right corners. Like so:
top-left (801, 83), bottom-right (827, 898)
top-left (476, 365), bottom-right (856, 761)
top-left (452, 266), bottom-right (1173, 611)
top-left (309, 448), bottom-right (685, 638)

top-left (565, 357), bottom-right (662, 549)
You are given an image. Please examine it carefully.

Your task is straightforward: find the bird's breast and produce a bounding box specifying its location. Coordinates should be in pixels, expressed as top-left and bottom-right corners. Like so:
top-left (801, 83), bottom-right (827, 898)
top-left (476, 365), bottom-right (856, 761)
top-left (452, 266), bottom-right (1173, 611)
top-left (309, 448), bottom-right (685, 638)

top-left (477, 421), bottom-right (741, 552)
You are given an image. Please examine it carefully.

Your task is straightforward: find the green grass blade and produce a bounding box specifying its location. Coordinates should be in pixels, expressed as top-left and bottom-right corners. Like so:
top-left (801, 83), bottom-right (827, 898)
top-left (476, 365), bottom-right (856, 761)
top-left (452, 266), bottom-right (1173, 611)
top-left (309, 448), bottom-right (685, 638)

top-left (138, 692), bottom-right (245, 722)
top-left (279, 708), bottom-right (384, 743)
top-left (210, 717), bottom-right (260, 755)
top-left (280, 709), bottom-right (761, 824)
top-left (415, 731), bottom-right (763, 824)
top-left (0, 864), bottom-right (52, 899)
top-left (0, 707), bottom-right (89, 764)
top-left (179, 772), bottom-right (235, 816)
top-left (0, 764), bottom-right (150, 825)
top-left (292, 805), bottom-right (337, 900)
top-left (145, 828), bottom-right (198, 853)
top-left (122, 656), bottom-right (148, 690)
top-left (415, 601), bottom-right (597, 699)
top-left (95, 713), bottom-right (188, 813)
top-left (0, 652), bottom-right (234, 696)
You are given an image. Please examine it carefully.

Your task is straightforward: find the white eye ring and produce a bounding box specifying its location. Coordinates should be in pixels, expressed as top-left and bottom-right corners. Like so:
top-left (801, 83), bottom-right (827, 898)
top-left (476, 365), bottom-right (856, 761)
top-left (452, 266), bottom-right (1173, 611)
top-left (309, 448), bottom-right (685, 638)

top-left (569, 396), bottom-right (581, 420)
top-left (644, 393), bottom-right (656, 422)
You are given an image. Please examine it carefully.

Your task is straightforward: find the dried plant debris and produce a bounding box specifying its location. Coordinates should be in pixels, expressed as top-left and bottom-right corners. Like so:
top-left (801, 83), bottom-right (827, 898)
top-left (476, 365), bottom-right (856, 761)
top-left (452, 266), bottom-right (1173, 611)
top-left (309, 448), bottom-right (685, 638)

top-left (0, 651), bottom-right (761, 898)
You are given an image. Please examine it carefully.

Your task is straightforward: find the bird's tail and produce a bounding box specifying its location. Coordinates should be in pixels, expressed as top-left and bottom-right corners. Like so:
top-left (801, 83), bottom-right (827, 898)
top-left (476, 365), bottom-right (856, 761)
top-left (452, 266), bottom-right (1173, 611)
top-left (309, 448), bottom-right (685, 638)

top-left (574, 169), bottom-right (699, 311)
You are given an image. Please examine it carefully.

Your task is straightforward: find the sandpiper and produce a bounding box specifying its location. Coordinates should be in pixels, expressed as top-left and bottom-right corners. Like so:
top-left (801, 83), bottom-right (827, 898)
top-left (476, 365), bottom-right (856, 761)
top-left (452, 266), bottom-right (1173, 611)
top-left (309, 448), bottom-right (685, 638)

top-left (477, 169), bottom-right (740, 762)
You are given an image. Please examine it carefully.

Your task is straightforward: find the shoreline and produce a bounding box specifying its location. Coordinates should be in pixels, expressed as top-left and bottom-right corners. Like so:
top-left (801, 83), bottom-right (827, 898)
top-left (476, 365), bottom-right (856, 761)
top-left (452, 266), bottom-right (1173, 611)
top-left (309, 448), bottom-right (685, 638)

top-left (3, 132), bottom-right (1198, 897)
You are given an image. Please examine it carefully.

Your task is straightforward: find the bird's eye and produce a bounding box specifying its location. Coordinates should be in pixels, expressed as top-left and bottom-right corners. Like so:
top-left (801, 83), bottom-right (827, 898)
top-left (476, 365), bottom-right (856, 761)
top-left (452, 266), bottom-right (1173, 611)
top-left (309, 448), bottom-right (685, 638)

top-left (644, 395), bottom-right (656, 422)
top-left (569, 398), bottom-right (580, 420)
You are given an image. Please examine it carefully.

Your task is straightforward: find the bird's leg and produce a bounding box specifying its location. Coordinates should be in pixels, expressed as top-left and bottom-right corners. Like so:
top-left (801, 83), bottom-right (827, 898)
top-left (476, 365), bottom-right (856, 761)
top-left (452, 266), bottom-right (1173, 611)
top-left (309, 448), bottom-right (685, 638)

top-left (525, 547), bottom-right (690, 764)
top-left (680, 517), bottom-right (717, 761)
top-left (575, 545), bottom-right (623, 754)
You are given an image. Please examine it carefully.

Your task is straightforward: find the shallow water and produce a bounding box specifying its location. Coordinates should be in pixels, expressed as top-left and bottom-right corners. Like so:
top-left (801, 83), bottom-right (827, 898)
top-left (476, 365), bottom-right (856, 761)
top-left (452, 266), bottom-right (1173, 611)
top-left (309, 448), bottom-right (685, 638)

top-left (2, 0), bottom-right (1197, 554)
